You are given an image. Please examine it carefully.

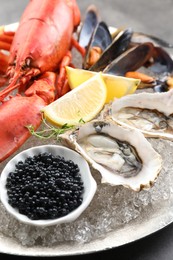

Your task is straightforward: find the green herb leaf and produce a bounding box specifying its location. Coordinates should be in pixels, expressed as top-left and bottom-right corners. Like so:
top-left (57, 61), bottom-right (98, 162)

top-left (27, 116), bottom-right (86, 141)
top-left (26, 118), bottom-right (78, 140)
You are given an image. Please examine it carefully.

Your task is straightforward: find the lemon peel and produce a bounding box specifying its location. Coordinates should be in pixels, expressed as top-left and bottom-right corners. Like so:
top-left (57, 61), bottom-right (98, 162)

top-left (42, 73), bottom-right (107, 126)
top-left (66, 66), bottom-right (140, 103)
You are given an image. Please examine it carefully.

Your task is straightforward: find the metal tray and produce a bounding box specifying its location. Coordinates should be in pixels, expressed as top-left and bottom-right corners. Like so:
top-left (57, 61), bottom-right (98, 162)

top-left (0, 134), bottom-right (173, 257)
top-left (0, 16), bottom-right (173, 257)
top-left (0, 198), bottom-right (172, 256)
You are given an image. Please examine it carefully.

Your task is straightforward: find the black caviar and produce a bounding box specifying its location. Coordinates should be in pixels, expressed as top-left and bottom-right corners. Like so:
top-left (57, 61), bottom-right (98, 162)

top-left (6, 152), bottom-right (84, 220)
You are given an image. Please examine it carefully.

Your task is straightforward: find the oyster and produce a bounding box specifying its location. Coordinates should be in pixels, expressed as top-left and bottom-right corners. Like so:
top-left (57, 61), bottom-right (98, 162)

top-left (62, 120), bottom-right (162, 192)
top-left (111, 89), bottom-right (173, 140)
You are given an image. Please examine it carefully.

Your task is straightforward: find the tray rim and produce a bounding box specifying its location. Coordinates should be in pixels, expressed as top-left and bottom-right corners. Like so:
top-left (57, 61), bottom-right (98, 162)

top-left (0, 197), bottom-right (172, 257)
top-left (1, 22), bottom-right (173, 257)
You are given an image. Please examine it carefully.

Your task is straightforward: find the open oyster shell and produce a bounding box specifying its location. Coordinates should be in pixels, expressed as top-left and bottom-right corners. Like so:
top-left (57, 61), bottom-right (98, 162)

top-left (62, 120), bottom-right (162, 192)
top-left (111, 89), bottom-right (173, 140)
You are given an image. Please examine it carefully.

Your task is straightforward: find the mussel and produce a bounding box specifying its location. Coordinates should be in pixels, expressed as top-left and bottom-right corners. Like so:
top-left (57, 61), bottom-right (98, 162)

top-left (103, 42), bottom-right (154, 76)
top-left (79, 5), bottom-right (133, 72)
top-left (78, 5), bottom-right (99, 49)
top-left (78, 5), bottom-right (173, 92)
top-left (149, 46), bottom-right (173, 74)
top-left (89, 28), bottom-right (133, 72)
top-left (83, 21), bottom-right (112, 69)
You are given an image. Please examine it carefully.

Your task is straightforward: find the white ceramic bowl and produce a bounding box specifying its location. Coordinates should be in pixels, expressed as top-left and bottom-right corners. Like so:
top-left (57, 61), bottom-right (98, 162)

top-left (0, 145), bottom-right (97, 226)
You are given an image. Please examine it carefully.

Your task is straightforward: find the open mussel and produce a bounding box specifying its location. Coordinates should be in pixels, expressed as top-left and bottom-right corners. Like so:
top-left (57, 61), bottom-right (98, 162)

top-left (144, 46), bottom-right (173, 91)
top-left (148, 46), bottom-right (173, 74)
top-left (153, 79), bottom-right (169, 93)
top-left (83, 21), bottom-right (112, 69)
top-left (78, 5), bottom-right (99, 49)
top-left (103, 42), bottom-right (154, 76)
top-left (89, 28), bottom-right (133, 72)
top-left (124, 43), bottom-right (173, 91)
top-left (79, 5), bottom-right (173, 93)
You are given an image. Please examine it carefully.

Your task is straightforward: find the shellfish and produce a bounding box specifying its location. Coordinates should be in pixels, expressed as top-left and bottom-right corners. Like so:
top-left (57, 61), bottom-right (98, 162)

top-left (111, 89), bottom-right (173, 140)
top-left (62, 120), bottom-right (162, 192)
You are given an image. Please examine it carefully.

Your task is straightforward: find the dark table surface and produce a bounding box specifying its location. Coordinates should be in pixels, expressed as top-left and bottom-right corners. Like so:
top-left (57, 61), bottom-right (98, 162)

top-left (0, 0), bottom-right (173, 259)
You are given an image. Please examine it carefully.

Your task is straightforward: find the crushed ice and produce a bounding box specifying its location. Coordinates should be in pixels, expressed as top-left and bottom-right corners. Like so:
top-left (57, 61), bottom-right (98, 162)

top-left (0, 137), bottom-right (172, 247)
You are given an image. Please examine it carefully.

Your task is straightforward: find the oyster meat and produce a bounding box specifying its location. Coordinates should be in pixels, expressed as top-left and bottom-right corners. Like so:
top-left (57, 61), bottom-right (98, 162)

top-left (62, 120), bottom-right (162, 192)
top-left (111, 89), bottom-right (173, 140)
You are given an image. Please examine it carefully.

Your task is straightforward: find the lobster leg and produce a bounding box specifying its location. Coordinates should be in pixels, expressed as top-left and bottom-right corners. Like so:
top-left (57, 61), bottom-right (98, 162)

top-left (0, 24), bottom-right (17, 88)
top-left (0, 72), bottom-right (56, 162)
top-left (0, 24), bottom-right (16, 62)
top-left (71, 37), bottom-right (86, 57)
top-left (0, 51), bottom-right (9, 87)
top-left (0, 25), bottom-right (15, 51)
top-left (0, 52), bottom-right (9, 75)
top-left (56, 38), bottom-right (85, 98)
top-left (56, 50), bottom-right (72, 97)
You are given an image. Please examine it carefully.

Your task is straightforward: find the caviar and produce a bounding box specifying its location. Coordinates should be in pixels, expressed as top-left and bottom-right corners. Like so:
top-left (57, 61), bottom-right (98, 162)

top-left (6, 152), bottom-right (84, 220)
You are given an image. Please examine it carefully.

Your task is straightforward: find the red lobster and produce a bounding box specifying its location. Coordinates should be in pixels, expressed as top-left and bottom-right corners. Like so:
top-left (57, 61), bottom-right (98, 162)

top-left (0, 0), bottom-right (84, 162)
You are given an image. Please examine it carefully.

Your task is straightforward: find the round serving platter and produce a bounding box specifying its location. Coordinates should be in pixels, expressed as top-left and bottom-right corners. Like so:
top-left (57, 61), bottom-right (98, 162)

top-left (0, 200), bottom-right (172, 256)
top-left (0, 134), bottom-right (173, 257)
top-left (0, 199), bottom-right (172, 256)
top-left (0, 21), bottom-right (173, 257)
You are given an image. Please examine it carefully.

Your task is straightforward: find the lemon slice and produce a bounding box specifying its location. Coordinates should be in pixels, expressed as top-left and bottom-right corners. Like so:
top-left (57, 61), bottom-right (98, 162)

top-left (66, 66), bottom-right (140, 103)
top-left (42, 73), bottom-right (107, 126)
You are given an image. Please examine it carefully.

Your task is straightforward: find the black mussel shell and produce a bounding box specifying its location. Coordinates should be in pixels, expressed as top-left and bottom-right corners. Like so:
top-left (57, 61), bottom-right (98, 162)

top-left (103, 42), bottom-right (154, 76)
top-left (154, 80), bottom-right (169, 92)
top-left (149, 47), bottom-right (173, 74)
top-left (78, 5), bottom-right (99, 49)
top-left (89, 28), bottom-right (133, 72)
top-left (83, 21), bottom-right (112, 69)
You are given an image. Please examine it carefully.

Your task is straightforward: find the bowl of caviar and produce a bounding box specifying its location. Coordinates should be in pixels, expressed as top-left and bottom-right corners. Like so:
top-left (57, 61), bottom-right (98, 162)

top-left (0, 145), bottom-right (97, 226)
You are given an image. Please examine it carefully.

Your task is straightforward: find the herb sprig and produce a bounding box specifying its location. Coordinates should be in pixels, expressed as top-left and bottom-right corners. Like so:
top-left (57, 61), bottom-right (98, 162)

top-left (27, 118), bottom-right (85, 140)
top-left (27, 118), bottom-right (75, 140)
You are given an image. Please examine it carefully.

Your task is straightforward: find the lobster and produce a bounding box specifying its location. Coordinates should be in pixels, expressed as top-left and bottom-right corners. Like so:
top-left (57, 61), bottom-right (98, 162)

top-left (0, 0), bottom-right (84, 162)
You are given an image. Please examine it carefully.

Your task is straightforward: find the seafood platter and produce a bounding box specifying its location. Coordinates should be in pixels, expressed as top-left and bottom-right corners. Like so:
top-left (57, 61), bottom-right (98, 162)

top-left (0, 0), bottom-right (173, 256)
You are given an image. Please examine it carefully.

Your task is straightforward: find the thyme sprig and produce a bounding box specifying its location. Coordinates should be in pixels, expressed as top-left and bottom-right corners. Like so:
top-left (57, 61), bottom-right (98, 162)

top-left (27, 118), bottom-right (76, 141)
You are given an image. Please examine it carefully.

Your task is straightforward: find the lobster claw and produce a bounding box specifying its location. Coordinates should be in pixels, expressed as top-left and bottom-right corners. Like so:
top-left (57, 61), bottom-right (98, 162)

top-left (0, 72), bottom-right (56, 162)
top-left (0, 95), bottom-right (45, 162)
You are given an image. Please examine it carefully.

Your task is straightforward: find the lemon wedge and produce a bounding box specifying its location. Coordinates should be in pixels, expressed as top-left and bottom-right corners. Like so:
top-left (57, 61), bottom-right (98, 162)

top-left (66, 66), bottom-right (140, 103)
top-left (42, 73), bottom-right (107, 126)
